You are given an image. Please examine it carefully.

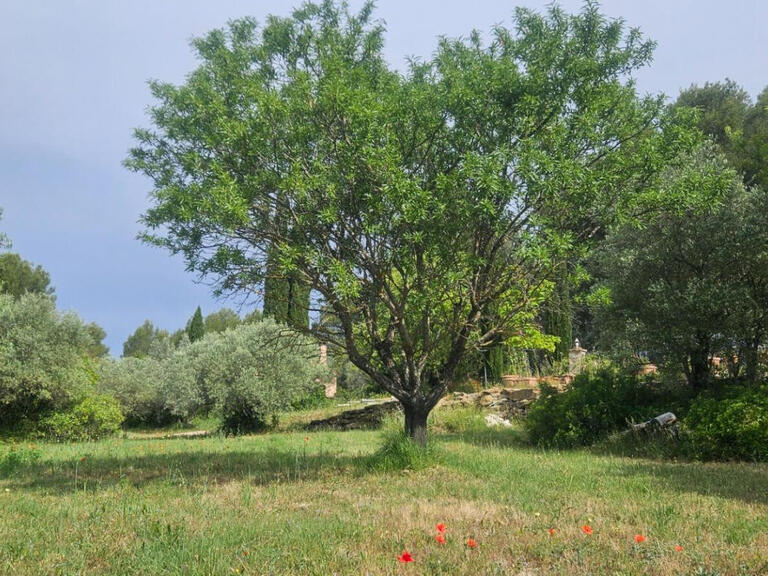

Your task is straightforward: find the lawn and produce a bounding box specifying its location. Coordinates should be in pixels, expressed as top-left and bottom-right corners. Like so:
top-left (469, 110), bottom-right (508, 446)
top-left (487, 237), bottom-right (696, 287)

top-left (1, 410), bottom-right (766, 575)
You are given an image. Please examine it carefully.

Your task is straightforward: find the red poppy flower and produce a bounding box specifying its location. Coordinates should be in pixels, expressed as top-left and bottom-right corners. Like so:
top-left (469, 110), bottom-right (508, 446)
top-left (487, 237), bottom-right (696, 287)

top-left (79, 457), bottom-right (86, 462)
top-left (397, 551), bottom-right (414, 563)
top-left (435, 534), bottom-right (445, 544)
top-left (466, 538), bottom-right (477, 549)
top-left (581, 525), bottom-right (593, 535)
top-left (436, 523), bottom-right (446, 534)
top-left (675, 545), bottom-right (683, 552)
top-left (243, 550), bottom-right (249, 557)
top-left (304, 437), bottom-right (309, 442)
top-left (634, 534), bottom-right (646, 544)
top-left (548, 528), bottom-right (557, 536)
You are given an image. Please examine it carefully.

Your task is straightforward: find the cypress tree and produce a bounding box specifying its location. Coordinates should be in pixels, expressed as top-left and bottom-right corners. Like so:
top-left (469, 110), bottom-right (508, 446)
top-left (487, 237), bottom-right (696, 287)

top-left (263, 243), bottom-right (310, 329)
top-left (187, 306), bottom-right (205, 343)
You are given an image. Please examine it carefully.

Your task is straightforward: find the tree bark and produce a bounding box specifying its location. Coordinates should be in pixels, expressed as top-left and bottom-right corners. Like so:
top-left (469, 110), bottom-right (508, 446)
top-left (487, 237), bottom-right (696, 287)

top-left (688, 334), bottom-right (711, 390)
top-left (403, 403), bottom-right (429, 447)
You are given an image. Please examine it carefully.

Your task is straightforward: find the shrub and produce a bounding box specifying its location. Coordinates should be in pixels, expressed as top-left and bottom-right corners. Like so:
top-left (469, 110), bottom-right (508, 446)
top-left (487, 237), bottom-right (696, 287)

top-left (98, 319), bottom-right (326, 433)
top-left (684, 384), bottom-right (768, 461)
top-left (0, 293), bottom-right (96, 425)
top-left (39, 394), bottom-right (124, 441)
top-left (201, 320), bottom-right (327, 434)
top-left (98, 357), bottom-right (178, 426)
top-left (525, 368), bottom-right (663, 448)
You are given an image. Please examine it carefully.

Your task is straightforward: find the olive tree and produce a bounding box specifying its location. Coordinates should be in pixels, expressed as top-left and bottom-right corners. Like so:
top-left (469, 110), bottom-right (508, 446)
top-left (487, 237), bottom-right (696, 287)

top-left (0, 293), bottom-right (96, 424)
top-left (127, 1), bottom-right (685, 444)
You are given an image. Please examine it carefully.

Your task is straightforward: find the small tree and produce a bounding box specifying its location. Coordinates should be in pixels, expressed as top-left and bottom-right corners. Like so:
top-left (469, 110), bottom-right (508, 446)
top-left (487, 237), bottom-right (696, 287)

top-left (0, 293), bottom-right (95, 424)
top-left (186, 306), bottom-right (205, 343)
top-left (128, 2), bottom-right (686, 444)
top-left (595, 147), bottom-right (745, 388)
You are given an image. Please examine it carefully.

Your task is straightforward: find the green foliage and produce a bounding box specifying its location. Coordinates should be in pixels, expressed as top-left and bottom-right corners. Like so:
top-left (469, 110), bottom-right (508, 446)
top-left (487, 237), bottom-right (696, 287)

top-left (0, 445), bottom-right (40, 477)
top-left (98, 357), bottom-right (175, 425)
top-left (0, 293), bottom-right (96, 426)
top-left (429, 406), bottom-right (487, 435)
top-left (685, 384), bottom-right (768, 461)
top-left (741, 86), bottom-right (768, 191)
top-left (675, 79), bottom-right (750, 168)
top-left (368, 428), bottom-right (440, 471)
top-left (84, 323), bottom-right (110, 358)
top-left (593, 146), bottom-right (746, 388)
top-left (0, 253), bottom-right (54, 299)
top-left (122, 320), bottom-right (169, 358)
top-left (201, 321), bottom-right (326, 434)
top-left (126, 1), bottom-right (687, 444)
top-left (264, 251), bottom-right (310, 329)
top-left (100, 320), bottom-right (326, 433)
top-left (525, 368), bottom-right (662, 448)
top-left (39, 394), bottom-right (124, 441)
top-left (186, 306), bottom-right (205, 343)
top-left (203, 308), bottom-right (241, 334)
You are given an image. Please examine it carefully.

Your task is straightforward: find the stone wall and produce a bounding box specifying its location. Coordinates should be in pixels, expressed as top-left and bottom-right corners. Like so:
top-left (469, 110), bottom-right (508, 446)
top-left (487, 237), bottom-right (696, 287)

top-left (440, 386), bottom-right (541, 418)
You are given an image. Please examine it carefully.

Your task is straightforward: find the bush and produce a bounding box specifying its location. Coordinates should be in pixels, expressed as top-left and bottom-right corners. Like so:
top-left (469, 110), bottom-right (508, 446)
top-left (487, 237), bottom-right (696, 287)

top-left (39, 394), bottom-right (124, 441)
top-left (98, 357), bottom-right (178, 426)
top-left (98, 320), bottom-right (327, 433)
top-left (0, 293), bottom-right (97, 425)
top-left (202, 321), bottom-right (327, 434)
top-left (685, 384), bottom-right (768, 461)
top-left (525, 368), bottom-right (663, 448)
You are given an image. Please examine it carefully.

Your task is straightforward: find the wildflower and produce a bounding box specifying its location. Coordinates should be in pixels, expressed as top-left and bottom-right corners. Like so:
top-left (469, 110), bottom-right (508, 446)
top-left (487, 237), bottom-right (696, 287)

top-left (548, 528), bottom-right (557, 536)
top-left (436, 523), bottom-right (446, 534)
top-left (634, 534), bottom-right (646, 544)
top-left (397, 551), bottom-right (414, 563)
top-left (581, 525), bottom-right (593, 535)
top-left (467, 538), bottom-right (477, 549)
top-left (435, 534), bottom-right (446, 544)
top-left (534, 512), bottom-right (541, 517)
top-left (243, 550), bottom-right (249, 557)
top-left (304, 437), bottom-right (309, 442)
top-left (675, 545), bottom-right (683, 552)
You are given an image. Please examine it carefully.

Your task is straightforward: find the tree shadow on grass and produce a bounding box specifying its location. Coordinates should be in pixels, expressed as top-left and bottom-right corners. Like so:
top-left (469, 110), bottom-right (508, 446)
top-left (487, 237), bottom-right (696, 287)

top-left (2, 443), bottom-right (378, 494)
top-left (440, 426), bottom-right (768, 506)
top-left (605, 457), bottom-right (768, 506)
top-left (435, 425), bottom-right (534, 450)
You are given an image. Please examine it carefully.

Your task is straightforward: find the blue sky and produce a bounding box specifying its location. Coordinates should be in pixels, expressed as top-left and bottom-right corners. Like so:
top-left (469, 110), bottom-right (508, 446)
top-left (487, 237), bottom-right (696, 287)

top-left (1, 0), bottom-right (766, 355)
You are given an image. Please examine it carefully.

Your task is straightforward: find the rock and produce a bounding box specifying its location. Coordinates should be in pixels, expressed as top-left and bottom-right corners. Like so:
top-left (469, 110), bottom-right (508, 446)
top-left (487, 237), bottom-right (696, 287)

top-left (485, 414), bottom-right (513, 428)
top-left (502, 388), bottom-right (537, 402)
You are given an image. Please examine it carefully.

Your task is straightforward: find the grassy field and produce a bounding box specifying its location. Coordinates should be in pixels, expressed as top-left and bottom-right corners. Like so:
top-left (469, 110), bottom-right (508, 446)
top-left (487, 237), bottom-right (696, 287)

top-left (1, 409), bottom-right (767, 575)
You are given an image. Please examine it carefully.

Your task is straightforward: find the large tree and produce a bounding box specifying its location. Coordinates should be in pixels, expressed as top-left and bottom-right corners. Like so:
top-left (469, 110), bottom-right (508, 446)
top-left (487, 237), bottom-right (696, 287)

top-left (0, 253), bottom-right (55, 299)
top-left (127, 1), bottom-right (685, 444)
top-left (675, 80), bottom-right (750, 168)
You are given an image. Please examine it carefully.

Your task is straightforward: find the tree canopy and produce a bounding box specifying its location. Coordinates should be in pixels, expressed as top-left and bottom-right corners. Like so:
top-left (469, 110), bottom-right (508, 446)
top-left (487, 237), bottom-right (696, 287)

top-left (127, 1), bottom-right (691, 444)
top-left (0, 253), bottom-right (55, 299)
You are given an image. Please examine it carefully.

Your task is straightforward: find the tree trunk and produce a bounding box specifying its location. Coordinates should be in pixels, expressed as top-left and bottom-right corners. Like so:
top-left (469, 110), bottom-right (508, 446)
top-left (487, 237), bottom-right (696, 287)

top-left (688, 336), bottom-right (711, 390)
top-left (403, 404), bottom-right (429, 447)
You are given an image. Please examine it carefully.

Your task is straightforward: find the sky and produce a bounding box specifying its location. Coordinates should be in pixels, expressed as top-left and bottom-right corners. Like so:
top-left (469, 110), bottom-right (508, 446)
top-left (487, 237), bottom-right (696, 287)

top-left (1, 0), bottom-right (766, 355)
